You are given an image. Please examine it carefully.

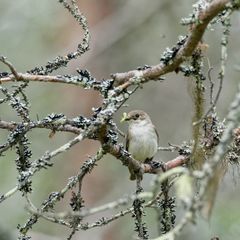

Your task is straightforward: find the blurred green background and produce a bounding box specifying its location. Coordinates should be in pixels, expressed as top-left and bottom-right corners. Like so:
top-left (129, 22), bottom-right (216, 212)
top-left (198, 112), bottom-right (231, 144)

top-left (0, 0), bottom-right (240, 239)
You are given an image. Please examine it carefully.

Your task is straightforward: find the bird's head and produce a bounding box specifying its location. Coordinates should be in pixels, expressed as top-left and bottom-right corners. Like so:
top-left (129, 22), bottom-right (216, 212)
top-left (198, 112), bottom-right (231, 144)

top-left (121, 110), bottom-right (151, 125)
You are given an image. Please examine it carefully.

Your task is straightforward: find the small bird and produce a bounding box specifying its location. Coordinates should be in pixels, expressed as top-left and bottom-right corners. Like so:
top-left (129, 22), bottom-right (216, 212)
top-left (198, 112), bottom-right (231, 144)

top-left (121, 110), bottom-right (159, 180)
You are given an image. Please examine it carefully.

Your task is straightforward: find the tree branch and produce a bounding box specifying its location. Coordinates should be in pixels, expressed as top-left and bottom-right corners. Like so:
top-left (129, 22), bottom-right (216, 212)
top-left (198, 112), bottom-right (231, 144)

top-left (112, 0), bottom-right (236, 87)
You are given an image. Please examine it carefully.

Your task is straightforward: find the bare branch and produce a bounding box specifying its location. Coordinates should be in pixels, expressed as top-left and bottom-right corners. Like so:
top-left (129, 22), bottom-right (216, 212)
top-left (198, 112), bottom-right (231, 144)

top-left (112, 0), bottom-right (235, 87)
top-left (0, 56), bottom-right (20, 80)
top-left (0, 186), bottom-right (18, 203)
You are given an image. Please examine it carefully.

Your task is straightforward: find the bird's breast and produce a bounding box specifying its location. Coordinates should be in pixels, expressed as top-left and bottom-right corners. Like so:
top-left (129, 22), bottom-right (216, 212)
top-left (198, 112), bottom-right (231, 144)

top-left (128, 124), bottom-right (158, 162)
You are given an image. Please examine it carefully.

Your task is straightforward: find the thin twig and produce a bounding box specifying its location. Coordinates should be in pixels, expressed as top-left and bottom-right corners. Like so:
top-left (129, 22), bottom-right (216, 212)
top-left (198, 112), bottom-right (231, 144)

top-left (152, 85), bottom-right (240, 240)
top-left (193, 9), bottom-right (231, 126)
top-left (0, 56), bottom-right (19, 80)
top-left (207, 61), bottom-right (214, 105)
top-left (193, 69), bottom-right (223, 126)
top-left (0, 186), bottom-right (18, 203)
top-left (112, 0), bottom-right (234, 87)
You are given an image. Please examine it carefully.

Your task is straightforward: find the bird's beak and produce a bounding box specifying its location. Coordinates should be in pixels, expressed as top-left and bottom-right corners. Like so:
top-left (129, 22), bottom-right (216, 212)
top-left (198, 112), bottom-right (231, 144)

top-left (120, 112), bottom-right (130, 122)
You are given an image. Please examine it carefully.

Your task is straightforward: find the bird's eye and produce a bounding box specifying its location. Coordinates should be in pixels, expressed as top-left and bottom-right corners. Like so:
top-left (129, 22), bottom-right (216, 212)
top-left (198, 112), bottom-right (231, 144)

top-left (135, 113), bottom-right (139, 118)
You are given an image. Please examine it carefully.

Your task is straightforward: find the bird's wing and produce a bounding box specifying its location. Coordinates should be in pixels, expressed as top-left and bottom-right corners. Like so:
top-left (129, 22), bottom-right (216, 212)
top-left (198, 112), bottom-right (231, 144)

top-left (154, 126), bottom-right (159, 145)
top-left (126, 133), bottom-right (130, 151)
